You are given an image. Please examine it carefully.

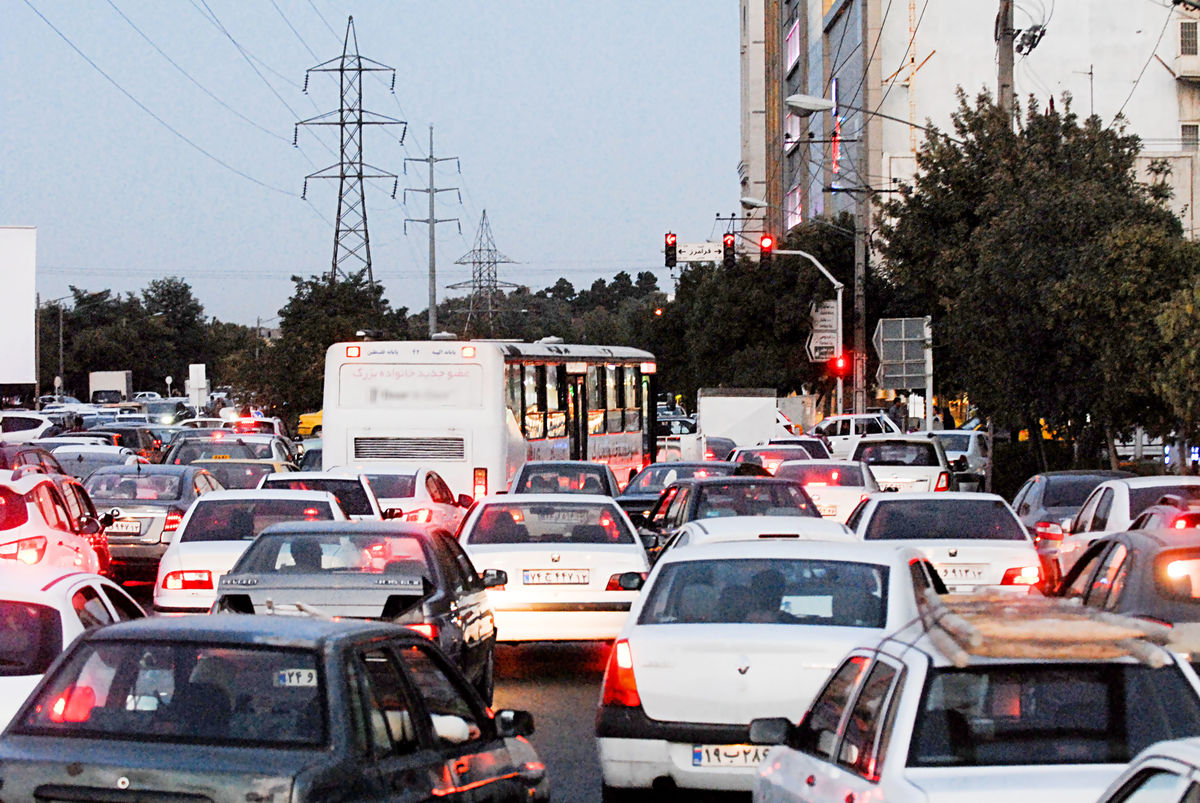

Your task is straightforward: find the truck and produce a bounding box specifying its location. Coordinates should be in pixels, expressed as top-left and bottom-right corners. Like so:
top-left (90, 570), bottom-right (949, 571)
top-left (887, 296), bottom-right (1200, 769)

top-left (88, 370), bottom-right (133, 405)
top-left (696, 388), bottom-right (795, 447)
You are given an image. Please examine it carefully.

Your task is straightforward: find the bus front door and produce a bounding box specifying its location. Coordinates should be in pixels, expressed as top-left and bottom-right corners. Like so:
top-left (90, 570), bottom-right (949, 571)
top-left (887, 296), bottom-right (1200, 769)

top-left (567, 376), bottom-right (585, 461)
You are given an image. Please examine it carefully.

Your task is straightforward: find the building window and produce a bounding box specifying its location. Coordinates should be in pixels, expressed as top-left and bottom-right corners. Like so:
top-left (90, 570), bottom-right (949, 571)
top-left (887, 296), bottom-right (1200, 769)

top-left (785, 113), bottom-right (802, 152)
top-left (1184, 124), bottom-right (1199, 150)
top-left (786, 20), bottom-right (801, 70)
top-left (785, 185), bottom-right (803, 230)
top-left (1184, 21), bottom-right (1198, 56)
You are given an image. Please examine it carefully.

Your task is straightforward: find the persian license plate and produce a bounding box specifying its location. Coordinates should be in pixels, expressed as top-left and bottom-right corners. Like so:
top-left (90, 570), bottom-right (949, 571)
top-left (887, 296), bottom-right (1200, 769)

top-left (540, 510), bottom-right (588, 524)
top-left (522, 569), bottom-right (589, 585)
top-left (108, 520), bottom-right (141, 534)
top-left (934, 563), bottom-right (985, 582)
top-left (818, 505), bottom-right (838, 517)
top-left (692, 744), bottom-right (768, 767)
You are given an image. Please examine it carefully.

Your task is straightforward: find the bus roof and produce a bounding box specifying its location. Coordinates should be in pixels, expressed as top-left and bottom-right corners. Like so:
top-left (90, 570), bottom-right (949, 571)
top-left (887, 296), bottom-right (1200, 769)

top-left (328, 341), bottom-right (654, 363)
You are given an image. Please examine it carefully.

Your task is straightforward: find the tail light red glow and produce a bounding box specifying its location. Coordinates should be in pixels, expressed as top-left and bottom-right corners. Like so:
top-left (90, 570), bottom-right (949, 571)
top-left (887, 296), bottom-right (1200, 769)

top-left (163, 570), bottom-right (213, 590)
top-left (162, 508), bottom-right (184, 534)
top-left (48, 685), bottom-right (95, 723)
top-left (406, 623), bottom-right (439, 640)
top-left (0, 535), bottom-right (47, 564)
top-left (473, 468), bottom-right (488, 499)
top-left (403, 508), bottom-right (433, 524)
top-left (1033, 521), bottom-right (1064, 543)
top-left (1001, 566), bottom-right (1040, 585)
top-left (303, 507), bottom-right (320, 519)
top-left (934, 472), bottom-right (950, 492)
top-left (605, 573), bottom-right (645, 590)
top-left (600, 639), bottom-right (641, 707)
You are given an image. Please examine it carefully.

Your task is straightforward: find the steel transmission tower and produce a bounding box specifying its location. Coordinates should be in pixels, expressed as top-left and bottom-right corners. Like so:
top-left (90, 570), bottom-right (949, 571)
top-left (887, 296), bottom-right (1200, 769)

top-left (295, 16), bottom-right (405, 286)
top-left (449, 210), bottom-right (517, 338)
top-left (405, 126), bottom-right (460, 337)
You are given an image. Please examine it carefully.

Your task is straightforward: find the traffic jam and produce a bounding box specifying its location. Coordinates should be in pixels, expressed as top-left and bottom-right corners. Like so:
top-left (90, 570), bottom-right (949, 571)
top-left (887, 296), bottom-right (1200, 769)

top-left (1, 339), bottom-right (1200, 802)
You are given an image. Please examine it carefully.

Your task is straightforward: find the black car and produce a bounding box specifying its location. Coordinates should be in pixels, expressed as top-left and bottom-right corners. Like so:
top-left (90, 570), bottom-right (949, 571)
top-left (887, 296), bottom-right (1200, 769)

top-left (616, 461), bottom-right (737, 517)
top-left (0, 616), bottom-right (547, 801)
top-left (508, 460), bottom-right (621, 496)
top-left (215, 521), bottom-right (503, 703)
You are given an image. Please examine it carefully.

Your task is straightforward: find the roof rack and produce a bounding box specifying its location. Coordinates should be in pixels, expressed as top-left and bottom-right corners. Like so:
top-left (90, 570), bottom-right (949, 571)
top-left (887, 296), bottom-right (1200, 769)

top-left (916, 593), bottom-right (1175, 668)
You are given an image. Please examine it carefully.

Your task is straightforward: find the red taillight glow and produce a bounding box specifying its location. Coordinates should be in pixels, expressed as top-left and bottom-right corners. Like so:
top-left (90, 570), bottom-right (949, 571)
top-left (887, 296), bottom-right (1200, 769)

top-left (934, 472), bottom-right (950, 492)
top-left (48, 685), bottom-right (95, 723)
top-left (600, 639), bottom-right (640, 707)
top-left (0, 535), bottom-right (47, 565)
top-left (1033, 521), bottom-right (1064, 543)
top-left (1001, 566), bottom-right (1040, 586)
top-left (604, 573), bottom-right (644, 590)
top-left (163, 570), bottom-right (213, 590)
top-left (473, 468), bottom-right (488, 499)
top-left (162, 509), bottom-right (184, 534)
top-left (1176, 519), bottom-right (1190, 529)
top-left (404, 508), bottom-right (433, 524)
top-left (303, 507), bottom-right (320, 519)
top-left (406, 623), bottom-right (438, 640)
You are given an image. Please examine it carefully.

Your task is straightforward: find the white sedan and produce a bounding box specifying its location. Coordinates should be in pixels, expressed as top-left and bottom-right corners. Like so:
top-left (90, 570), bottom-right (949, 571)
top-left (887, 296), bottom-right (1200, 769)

top-left (153, 489), bottom-right (348, 614)
top-left (596, 540), bottom-right (940, 797)
top-left (773, 460), bottom-right (880, 522)
top-left (459, 494), bottom-right (649, 642)
top-left (0, 563), bottom-right (144, 727)
top-left (846, 492), bottom-right (1041, 593)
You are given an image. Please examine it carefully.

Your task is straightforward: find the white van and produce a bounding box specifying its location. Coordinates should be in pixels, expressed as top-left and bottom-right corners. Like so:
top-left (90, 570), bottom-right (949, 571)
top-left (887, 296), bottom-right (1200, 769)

top-left (811, 413), bottom-right (902, 458)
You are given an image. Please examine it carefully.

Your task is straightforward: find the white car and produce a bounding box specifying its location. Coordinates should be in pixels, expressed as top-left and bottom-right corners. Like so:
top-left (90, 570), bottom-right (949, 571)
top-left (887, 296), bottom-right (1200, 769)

top-left (178, 417), bottom-right (226, 429)
top-left (727, 445), bottom-right (813, 474)
top-left (810, 413), bottom-right (902, 458)
top-left (1095, 736), bottom-right (1200, 801)
top-left (0, 475), bottom-right (100, 573)
top-left (596, 541), bottom-right (941, 797)
top-left (846, 492), bottom-right (1041, 593)
top-left (153, 489), bottom-right (348, 614)
top-left (0, 563), bottom-right (144, 727)
top-left (50, 445), bottom-right (142, 480)
top-left (257, 471), bottom-right (384, 520)
top-left (932, 429), bottom-right (991, 492)
top-left (343, 467), bottom-right (471, 532)
top-left (773, 460), bottom-right (879, 522)
top-left (750, 616), bottom-right (1200, 803)
top-left (1059, 476), bottom-right (1200, 575)
top-left (459, 494), bottom-right (649, 641)
top-left (850, 433), bottom-right (955, 493)
top-left (656, 515), bottom-right (855, 563)
top-left (0, 413), bottom-right (57, 444)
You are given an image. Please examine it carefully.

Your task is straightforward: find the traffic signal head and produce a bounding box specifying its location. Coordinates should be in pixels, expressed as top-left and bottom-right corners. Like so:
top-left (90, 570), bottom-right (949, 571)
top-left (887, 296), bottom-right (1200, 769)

top-left (665, 233), bottom-right (677, 268)
top-left (827, 352), bottom-right (850, 378)
top-left (722, 233), bottom-right (736, 269)
top-left (759, 234), bottom-right (774, 267)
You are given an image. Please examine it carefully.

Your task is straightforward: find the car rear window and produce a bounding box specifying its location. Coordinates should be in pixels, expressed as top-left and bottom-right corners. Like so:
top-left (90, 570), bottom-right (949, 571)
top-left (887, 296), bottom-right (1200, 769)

top-left (85, 474), bottom-right (183, 502)
top-left (199, 462), bottom-right (275, 490)
top-left (261, 479), bottom-right (372, 516)
top-left (365, 474), bottom-right (416, 499)
top-left (863, 499), bottom-right (1026, 541)
top-left (468, 502), bottom-right (636, 545)
top-left (853, 441), bottom-right (939, 467)
top-left (15, 642), bottom-right (326, 747)
top-left (0, 601), bottom-right (62, 675)
top-left (1154, 549), bottom-right (1200, 601)
top-left (775, 463), bottom-right (865, 487)
top-left (237, 533), bottom-right (429, 576)
top-left (693, 482), bottom-right (816, 519)
top-left (514, 466), bottom-right (608, 494)
top-left (1130, 486), bottom-right (1200, 519)
top-left (935, 434), bottom-right (971, 452)
top-left (1044, 477), bottom-right (1113, 508)
top-left (169, 442), bottom-right (258, 463)
top-left (625, 464), bottom-right (735, 494)
top-left (638, 558), bottom-right (887, 627)
top-left (907, 664), bottom-right (1200, 767)
top-left (180, 499), bottom-right (335, 543)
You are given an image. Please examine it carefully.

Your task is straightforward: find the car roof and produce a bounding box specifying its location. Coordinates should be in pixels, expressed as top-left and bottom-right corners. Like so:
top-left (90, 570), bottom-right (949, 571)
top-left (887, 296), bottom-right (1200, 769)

top-left (680, 516), bottom-right (853, 539)
top-left (870, 491), bottom-right (1005, 503)
top-left (856, 433), bottom-right (940, 443)
top-left (1126, 737), bottom-right (1200, 769)
top-left (263, 471), bottom-right (362, 481)
top-left (85, 612), bottom-right (408, 647)
top-left (656, 539), bottom-right (916, 566)
top-left (476, 493), bottom-right (620, 505)
top-left (192, 489), bottom-right (341, 503)
top-left (670, 476), bottom-right (801, 487)
top-left (1106, 527), bottom-right (1200, 550)
top-left (257, 520), bottom-right (446, 538)
top-left (0, 565), bottom-right (109, 595)
top-left (89, 464), bottom-right (200, 476)
top-left (520, 461), bottom-right (611, 470)
top-left (1113, 476), bottom-right (1200, 488)
top-left (778, 459), bottom-right (864, 468)
top-left (1040, 469), bottom-right (1137, 480)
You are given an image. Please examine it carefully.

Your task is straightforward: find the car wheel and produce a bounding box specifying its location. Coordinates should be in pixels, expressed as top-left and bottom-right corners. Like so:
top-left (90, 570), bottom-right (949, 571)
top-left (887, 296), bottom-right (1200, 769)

top-left (475, 650), bottom-right (495, 706)
top-left (311, 426), bottom-right (322, 437)
top-left (601, 785), bottom-right (652, 802)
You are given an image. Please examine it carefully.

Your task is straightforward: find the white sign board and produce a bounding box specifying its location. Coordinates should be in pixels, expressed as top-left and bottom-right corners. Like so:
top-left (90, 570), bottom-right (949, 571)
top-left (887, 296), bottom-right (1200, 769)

top-left (677, 242), bottom-right (723, 262)
top-left (0, 228), bottom-right (36, 384)
top-left (810, 301), bottom-right (838, 332)
top-left (338, 363), bottom-right (483, 409)
top-left (806, 331), bottom-right (837, 361)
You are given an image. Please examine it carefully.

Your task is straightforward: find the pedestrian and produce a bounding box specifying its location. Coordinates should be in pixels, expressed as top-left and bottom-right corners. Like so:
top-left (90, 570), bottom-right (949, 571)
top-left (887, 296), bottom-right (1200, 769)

top-left (941, 406), bottom-right (957, 431)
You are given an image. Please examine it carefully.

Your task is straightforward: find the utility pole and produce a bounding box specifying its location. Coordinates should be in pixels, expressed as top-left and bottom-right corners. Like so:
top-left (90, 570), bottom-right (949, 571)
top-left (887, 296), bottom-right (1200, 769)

top-left (296, 16), bottom-right (404, 288)
top-left (852, 0), bottom-right (873, 415)
top-left (449, 210), bottom-right (517, 338)
top-left (405, 126), bottom-right (460, 338)
top-left (997, 0), bottom-right (1016, 121)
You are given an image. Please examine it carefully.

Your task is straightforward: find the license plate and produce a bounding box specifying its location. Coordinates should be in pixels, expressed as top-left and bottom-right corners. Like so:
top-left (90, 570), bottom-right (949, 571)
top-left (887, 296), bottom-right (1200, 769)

top-left (540, 510), bottom-right (588, 524)
top-left (108, 520), bottom-right (141, 534)
top-left (522, 569), bottom-right (589, 585)
top-left (692, 744), bottom-right (768, 767)
top-left (818, 505), bottom-right (838, 517)
top-left (209, 454), bottom-right (231, 460)
top-left (934, 563), bottom-right (985, 582)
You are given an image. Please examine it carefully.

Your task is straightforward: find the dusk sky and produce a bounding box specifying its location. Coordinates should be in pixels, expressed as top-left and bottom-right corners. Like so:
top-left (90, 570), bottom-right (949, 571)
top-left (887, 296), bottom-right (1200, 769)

top-left (2, 1), bottom-right (739, 327)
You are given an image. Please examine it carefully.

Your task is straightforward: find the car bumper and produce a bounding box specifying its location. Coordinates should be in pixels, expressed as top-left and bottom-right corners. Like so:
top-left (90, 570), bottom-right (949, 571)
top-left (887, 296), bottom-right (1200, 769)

top-left (492, 602), bottom-right (632, 642)
top-left (108, 544), bottom-right (167, 579)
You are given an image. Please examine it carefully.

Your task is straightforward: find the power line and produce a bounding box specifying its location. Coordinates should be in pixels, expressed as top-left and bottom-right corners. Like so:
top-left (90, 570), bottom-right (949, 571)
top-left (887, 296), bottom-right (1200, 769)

top-left (268, 0), bottom-right (319, 60)
top-left (1112, 5), bottom-right (1173, 124)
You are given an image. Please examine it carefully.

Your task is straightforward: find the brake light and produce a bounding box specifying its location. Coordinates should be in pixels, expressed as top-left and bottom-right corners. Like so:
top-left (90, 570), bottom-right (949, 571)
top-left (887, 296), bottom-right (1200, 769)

top-left (1033, 521), bottom-right (1064, 543)
top-left (368, 543), bottom-right (388, 559)
top-left (404, 508), bottom-right (433, 524)
top-left (1001, 566), bottom-right (1040, 585)
top-left (934, 472), bottom-right (950, 491)
top-left (162, 570), bottom-right (213, 590)
top-left (605, 573), bottom-right (645, 590)
top-left (473, 468), bottom-right (488, 499)
top-left (0, 535), bottom-right (47, 564)
top-left (48, 685), bottom-right (95, 723)
top-left (303, 507), bottom-right (320, 519)
top-left (601, 639), bottom-right (640, 707)
top-left (162, 508), bottom-right (184, 534)
top-left (765, 461), bottom-right (781, 474)
top-left (704, 450), bottom-right (716, 460)
top-left (1176, 519), bottom-right (1190, 529)
top-left (406, 623), bottom-right (439, 640)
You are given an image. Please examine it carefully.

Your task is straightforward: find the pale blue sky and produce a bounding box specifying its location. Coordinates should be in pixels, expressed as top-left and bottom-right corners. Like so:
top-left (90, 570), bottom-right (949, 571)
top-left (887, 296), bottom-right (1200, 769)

top-left (2, 1), bottom-right (739, 326)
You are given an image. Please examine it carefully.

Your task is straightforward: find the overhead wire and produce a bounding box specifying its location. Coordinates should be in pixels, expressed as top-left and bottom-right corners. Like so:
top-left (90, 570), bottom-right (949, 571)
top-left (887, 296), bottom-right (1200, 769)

top-left (1111, 4), bottom-right (1173, 125)
top-left (268, 0), bottom-right (319, 60)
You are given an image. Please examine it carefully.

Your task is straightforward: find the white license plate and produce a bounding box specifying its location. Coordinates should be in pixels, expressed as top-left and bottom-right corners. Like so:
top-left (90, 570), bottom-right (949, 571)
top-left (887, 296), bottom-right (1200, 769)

top-left (692, 744), bottom-right (768, 767)
top-left (935, 563), bottom-right (985, 581)
top-left (108, 520), bottom-right (141, 534)
top-left (522, 569), bottom-right (589, 585)
top-left (540, 510), bottom-right (589, 524)
top-left (818, 505), bottom-right (838, 517)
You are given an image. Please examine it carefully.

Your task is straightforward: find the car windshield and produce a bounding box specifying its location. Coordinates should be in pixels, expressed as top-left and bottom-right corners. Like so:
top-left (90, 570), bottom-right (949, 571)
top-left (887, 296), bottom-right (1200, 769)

top-left (15, 642), bottom-right (326, 747)
top-left (56, 452), bottom-right (132, 480)
top-left (85, 473), bottom-right (183, 502)
top-left (1043, 477), bottom-right (1113, 508)
top-left (1129, 486), bottom-right (1200, 519)
top-left (907, 663), bottom-right (1200, 767)
top-left (774, 463), bottom-right (865, 487)
top-left (0, 601), bottom-right (62, 676)
top-left (515, 466), bottom-right (608, 494)
top-left (468, 501), bottom-right (635, 545)
top-left (365, 474), bottom-right (416, 499)
top-left (237, 533), bottom-right (428, 575)
top-left (625, 464), bottom-right (734, 494)
top-left (260, 478), bottom-right (372, 516)
top-left (198, 462), bottom-right (276, 490)
top-left (854, 441), bottom-right (939, 467)
top-left (638, 558), bottom-right (887, 627)
top-left (693, 482), bottom-right (816, 519)
top-left (180, 499), bottom-right (335, 543)
top-left (936, 434), bottom-right (971, 451)
top-left (864, 499), bottom-right (1026, 541)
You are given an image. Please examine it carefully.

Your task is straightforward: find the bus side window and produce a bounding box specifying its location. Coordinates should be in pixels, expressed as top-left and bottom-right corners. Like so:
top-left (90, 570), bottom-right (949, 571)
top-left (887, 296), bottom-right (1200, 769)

top-left (524, 365), bottom-right (545, 440)
top-left (587, 366), bottom-right (605, 435)
top-left (546, 365), bottom-right (566, 438)
top-left (606, 365), bottom-right (622, 433)
top-left (624, 367), bottom-right (640, 432)
top-left (506, 364), bottom-right (522, 424)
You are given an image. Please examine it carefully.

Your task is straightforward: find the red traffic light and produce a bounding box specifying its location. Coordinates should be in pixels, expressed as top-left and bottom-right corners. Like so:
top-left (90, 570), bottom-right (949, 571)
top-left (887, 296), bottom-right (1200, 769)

top-left (759, 234), bottom-right (775, 251)
top-left (827, 353), bottom-right (850, 378)
top-left (665, 233), bottom-right (677, 246)
top-left (722, 233), bottom-right (736, 248)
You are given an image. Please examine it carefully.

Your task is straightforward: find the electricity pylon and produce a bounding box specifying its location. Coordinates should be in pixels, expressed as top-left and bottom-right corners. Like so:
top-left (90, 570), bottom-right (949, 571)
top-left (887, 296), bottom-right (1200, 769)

top-left (450, 210), bottom-right (517, 338)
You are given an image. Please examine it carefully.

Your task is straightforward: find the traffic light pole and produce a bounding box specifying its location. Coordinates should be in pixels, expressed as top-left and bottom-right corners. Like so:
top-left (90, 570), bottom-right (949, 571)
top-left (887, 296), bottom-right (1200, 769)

top-left (776, 249), bottom-right (844, 414)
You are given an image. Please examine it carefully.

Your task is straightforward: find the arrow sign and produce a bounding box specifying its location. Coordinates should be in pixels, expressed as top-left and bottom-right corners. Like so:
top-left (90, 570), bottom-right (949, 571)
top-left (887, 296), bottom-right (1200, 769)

top-left (676, 242), bottom-right (723, 262)
top-left (806, 331), bottom-right (837, 362)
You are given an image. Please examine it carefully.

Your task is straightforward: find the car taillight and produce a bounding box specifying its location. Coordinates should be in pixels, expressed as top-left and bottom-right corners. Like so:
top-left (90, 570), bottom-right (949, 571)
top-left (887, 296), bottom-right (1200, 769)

top-left (473, 468), bottom-right (488, 499)
top-left (0, 535), bottom-right (47, 564)
top-left (162, 508), bottom-right (184, 534)
top-left (605, 573), bottom-right (645, 591)
top-left (601, 639), bottom-right (640, 707)
top-left (934, 472), bottom-right (950, 491)
top-left (1001, 566), bottom-right (1040, 585)
top-left (48, 685), bottom-right (95, 724)
top-left (406, 623), bottom-right (438, 640)
top-left (1033, 521), bottom-right (1064, 543)
top-left (404, 508), bottom-right (433, 524)
top-left (162, 570), bottom-right (212, 590)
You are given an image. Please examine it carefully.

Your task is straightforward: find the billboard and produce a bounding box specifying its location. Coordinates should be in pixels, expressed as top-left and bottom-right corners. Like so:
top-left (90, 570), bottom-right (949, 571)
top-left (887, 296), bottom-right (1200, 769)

top-left (0, 228), bottom-right (35, 384)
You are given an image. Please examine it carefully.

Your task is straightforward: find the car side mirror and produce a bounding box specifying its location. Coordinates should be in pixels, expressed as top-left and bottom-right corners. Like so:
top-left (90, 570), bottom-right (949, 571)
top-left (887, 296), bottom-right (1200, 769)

top-left (495, 709), bottom-right (535, 738)
top-left (617, 571), bottom-right (645, 591)
top-left (102, 509), bottom-right (119, 526)
top-left (382, 508), bottom-right (404, 520)
top-left (457, 494), bottom-right (473, 508)
top-left (748, 717), bottom-right (793, 746)
top-left (639, 534), bottom-right (660, 552)
top-left (480, 569), bottom-right (508, 588)
top-left (78, 516), bottom-right (102, 536)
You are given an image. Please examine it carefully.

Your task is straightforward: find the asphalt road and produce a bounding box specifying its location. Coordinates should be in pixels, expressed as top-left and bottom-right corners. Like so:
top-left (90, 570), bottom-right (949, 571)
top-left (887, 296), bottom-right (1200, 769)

top-left (493, 642), bottom-right (752, 803)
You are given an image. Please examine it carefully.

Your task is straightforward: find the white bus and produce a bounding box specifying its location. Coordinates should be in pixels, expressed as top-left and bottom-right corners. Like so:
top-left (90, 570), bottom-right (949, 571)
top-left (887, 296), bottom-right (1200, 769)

top-left (321, 340), bottom-right (658, 498)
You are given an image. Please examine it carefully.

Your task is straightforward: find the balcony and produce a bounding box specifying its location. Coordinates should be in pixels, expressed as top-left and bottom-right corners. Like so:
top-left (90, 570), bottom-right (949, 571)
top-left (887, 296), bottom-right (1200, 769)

top-left (1176, 53), bottom-right (1200, 82)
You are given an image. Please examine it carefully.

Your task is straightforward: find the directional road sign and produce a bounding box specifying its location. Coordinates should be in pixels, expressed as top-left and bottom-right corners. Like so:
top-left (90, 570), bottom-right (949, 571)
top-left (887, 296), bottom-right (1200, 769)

top-left (806, 300), bottom-right (840, 362)
top-left (873, 316), bottom-right (929, 389)
top-left (676, 242), bottom-right (723, 262)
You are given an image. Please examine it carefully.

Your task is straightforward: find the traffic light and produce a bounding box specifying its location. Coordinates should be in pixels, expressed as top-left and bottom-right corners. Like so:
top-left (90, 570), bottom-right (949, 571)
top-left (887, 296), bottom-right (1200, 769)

top-left (827, 352), bottom-right (850, 378)
top-left (665, 233), bottom-right (677, 268)
top-left (722, 233), bottom-right (736, 269)
top-left (759, 234), bottom-right (775, 267)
